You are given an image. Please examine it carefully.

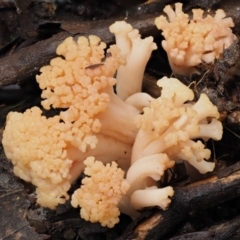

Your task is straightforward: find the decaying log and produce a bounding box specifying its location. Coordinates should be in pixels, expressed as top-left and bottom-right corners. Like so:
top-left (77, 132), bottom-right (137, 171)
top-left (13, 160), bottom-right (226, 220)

top-left (0, 14), bottom-right (159, 87)
top-left (118, 168), bottom-right (240, 240)
top-left (169, 214), bottom-right (240, 240)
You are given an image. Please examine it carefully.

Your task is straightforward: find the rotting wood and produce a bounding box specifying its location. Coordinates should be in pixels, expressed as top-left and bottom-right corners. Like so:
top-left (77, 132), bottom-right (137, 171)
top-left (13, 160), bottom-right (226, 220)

top-left (0, 14), bottom-right (159, 88)
top-left (169, 214), bottom-right (240, 240)
top-left (118, 168), bottom-right (240, 240)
